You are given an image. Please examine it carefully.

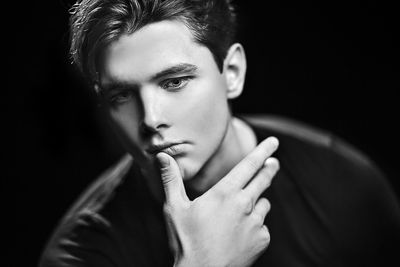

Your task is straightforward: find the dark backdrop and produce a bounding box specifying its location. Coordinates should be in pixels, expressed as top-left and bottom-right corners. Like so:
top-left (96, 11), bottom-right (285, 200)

top-left (7, 0), bottom-right (399, 266)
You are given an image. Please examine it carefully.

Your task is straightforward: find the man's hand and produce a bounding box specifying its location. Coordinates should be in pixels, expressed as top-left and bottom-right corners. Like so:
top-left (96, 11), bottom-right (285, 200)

top-left (157, 137), bottom-right (280, 267)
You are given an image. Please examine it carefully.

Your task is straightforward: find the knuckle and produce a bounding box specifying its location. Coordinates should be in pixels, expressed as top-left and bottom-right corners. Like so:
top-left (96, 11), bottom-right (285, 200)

top-left (259, 197), bottom-right (270, 208)
top-left (163, 202), bottom-right (181, 215)
top-left (260, 171), bottom-right (272, 188)
top-left (253, 202), bottom-right (270, 225)
top-left (211, 185), bottom-right (228, 200)
top-left (159, 164), bottom-right (170, 174)
top-left (237, 194), bottom-right (253, 213)
top-left (263, 168), bottom-right (276, 183)
top-left (163, 203), bottom-right (174, 215)
top-left (243, 157), bottom-right (260, 173)
top-left (161, 171), bottom-right (175, 186)
top-left (252, 212), bottom-right (264, 225)
top-left (265, 199), bottom-right (271, 212)
top-left (260, 225), bottom-right (271, 247)
top-left (254, 171), bottom-right (271, 192)
top-left (259, 198), bottom-right (270, 213)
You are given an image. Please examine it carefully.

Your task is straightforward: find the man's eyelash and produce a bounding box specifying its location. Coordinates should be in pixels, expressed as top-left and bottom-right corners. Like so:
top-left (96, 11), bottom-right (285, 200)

top-left (104, 76), bottom-right (194, 105)
top-left (161, 76), bottom-right (193, 90)
top-left (108, 90), bottom-right (134, 105)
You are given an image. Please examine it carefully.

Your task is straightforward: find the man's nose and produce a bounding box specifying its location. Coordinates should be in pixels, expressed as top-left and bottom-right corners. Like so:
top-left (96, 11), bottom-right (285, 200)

top-left (139, 87), bottom-right (167, 133)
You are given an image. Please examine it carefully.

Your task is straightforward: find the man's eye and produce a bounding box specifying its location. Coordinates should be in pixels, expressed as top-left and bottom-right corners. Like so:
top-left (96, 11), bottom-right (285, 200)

top-left (110, 91), bottom-right (133, 104)
top-left (162, 77), bottom-right (191, 90)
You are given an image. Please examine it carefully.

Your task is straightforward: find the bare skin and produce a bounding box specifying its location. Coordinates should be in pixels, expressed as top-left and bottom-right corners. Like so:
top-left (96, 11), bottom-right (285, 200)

top-left (158, 137), bottom-right (280, 267)
top-left (98, 20), bottom-right (280, 266)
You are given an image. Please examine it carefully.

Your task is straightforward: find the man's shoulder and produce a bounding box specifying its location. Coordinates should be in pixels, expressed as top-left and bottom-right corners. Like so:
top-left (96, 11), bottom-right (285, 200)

top-left (65, 153), bottom-right (134, 218)
top-left (242, 114), bottom-right (374, 170)
top-left (48, 153), bottom-right (135, 232)
top-left (243, 115), bottom-right (400, 266)
top-left (242, 114), bottom-right (332, 147)
top-left (241, 113), bottom-right (392, 204)
top-left (39, 154), bottom-right (137, 266)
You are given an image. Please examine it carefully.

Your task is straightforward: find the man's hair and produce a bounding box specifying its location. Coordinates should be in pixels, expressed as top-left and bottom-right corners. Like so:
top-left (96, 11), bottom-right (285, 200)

top-left (69, 0), bottom-right (237, 83)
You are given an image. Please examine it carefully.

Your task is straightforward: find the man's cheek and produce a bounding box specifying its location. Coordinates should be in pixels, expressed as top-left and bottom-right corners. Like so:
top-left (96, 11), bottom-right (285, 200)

top-left (109, 106), bottom-right (140, 134)
top-left (190, 92), bottom-right (224, 127)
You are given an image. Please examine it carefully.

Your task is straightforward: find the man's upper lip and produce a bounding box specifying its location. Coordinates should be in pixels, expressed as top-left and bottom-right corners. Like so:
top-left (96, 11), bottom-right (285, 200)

top-left (146, 142), bottom-right (181, 154)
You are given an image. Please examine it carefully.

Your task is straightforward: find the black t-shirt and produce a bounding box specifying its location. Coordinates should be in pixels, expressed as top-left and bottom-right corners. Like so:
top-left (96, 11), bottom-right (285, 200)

top-left (40, 115), bottom-right (400, 266)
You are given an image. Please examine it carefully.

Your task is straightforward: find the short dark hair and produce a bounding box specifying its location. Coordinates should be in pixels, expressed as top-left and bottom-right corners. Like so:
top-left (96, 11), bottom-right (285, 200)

top-left (69, 0), bottom-right (237, 83)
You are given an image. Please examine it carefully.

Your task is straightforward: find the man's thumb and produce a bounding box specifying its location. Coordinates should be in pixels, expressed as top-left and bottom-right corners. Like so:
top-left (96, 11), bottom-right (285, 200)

top-left (157, 152), bottom-right (187, 205)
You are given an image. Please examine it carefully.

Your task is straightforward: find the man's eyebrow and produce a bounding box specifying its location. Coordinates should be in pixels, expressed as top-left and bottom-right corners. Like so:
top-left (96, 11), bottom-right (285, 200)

top-left (100, 63), bottom-right (198, 93)
top-left (150, 63), bottom-right (198, 81)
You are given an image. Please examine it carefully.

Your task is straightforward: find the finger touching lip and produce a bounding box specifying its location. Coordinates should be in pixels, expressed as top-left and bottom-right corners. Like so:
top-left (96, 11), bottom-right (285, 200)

top-left (146, 143), bottom-right (188, 157)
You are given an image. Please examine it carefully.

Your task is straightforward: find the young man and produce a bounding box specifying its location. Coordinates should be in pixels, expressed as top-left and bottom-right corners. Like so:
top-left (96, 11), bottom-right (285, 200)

top-left (40, 0), bottom-right (400, 266)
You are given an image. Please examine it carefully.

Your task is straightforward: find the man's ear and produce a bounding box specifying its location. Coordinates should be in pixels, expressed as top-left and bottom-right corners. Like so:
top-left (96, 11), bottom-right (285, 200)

top-left (223, 43), bottom-right (247, 99)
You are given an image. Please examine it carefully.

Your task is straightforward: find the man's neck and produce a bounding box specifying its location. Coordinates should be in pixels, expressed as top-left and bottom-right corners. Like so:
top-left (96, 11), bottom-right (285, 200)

top-left (185, 117), bottom-right (257, 197)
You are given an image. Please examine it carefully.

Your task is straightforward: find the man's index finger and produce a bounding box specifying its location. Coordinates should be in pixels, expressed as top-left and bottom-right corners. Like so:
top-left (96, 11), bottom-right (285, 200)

top-left (218, 136), bottom-right (279, 190)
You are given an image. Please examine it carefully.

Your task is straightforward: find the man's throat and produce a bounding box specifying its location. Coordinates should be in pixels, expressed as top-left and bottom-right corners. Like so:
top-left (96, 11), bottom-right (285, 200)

top-left (185, 117), bottom-right (257, 197)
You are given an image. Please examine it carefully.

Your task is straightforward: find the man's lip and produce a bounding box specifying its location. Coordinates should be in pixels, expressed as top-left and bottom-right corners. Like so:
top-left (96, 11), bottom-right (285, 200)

top-left (145, 142), bottom-right (183, 155)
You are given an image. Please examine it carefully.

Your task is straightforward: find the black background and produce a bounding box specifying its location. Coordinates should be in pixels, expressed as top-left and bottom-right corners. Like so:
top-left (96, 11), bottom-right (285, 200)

top-left (6, 0), bottom-right (399, 266)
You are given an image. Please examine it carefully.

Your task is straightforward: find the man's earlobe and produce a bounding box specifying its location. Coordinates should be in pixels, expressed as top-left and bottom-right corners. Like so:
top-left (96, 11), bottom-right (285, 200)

top-left (223, 43), bottom-right (247, 99)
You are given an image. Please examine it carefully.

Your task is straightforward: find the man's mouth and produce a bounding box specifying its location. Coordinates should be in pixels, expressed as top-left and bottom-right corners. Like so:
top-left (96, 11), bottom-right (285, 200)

top-left (145, 142), bottom-right (186, 156)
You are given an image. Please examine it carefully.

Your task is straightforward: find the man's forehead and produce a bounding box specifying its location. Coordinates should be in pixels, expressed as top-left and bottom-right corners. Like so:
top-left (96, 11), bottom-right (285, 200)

top-left (101, 20), bottom-right (207, 82)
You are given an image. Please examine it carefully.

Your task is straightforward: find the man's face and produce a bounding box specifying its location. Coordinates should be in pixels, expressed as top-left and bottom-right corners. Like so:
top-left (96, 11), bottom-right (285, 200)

top-left (99, 20), bottom-right (232, 180)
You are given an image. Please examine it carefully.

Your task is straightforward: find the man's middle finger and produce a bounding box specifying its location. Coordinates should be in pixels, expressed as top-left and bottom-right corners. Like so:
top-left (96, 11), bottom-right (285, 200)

top-left (217, 137), bottom-right (279, 191)
top-left (243, 157), bottom-right (280, 202)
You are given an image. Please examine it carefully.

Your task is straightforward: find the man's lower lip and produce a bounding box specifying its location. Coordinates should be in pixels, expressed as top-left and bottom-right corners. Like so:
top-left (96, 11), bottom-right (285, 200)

top-left (156, 144), bottom-right (186, 157)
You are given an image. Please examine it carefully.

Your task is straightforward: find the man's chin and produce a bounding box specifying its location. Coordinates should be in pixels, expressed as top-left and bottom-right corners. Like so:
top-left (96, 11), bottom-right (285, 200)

top-left (174, 156), bottom-right (199, 182)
